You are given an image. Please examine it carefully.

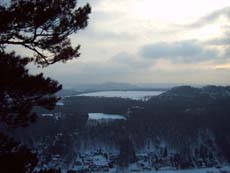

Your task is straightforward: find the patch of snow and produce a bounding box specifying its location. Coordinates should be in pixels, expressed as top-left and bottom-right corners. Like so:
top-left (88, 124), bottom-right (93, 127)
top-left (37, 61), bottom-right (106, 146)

top-left (93, 155), bottom-right (108, 166)
top-left (41, 113), bottom-right (53, 117)
top-left (129, 163), bottom-right (142, 171)
top-left (88, 113), bottom-right (127, 120)
top-left (56, 101), bottom-right (64, 106)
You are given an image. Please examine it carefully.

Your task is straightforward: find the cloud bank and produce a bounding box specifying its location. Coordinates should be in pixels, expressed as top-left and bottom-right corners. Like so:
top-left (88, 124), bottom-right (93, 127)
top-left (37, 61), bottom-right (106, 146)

top-left (139, 40), bottom-right (219, 63)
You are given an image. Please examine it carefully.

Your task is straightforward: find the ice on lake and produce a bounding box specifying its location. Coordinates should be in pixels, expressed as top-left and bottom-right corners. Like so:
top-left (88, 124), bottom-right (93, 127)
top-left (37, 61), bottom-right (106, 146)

top-left (78, 90), bottom-right (164, 100)
top-left (88, 113), bottom-right (127, 120)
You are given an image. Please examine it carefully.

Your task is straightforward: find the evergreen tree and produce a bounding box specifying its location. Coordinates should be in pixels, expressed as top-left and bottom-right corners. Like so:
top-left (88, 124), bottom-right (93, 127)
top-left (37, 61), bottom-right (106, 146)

top-left (0, 133), bottom-right (38, 173)
top-left (163, 147), bottom-right (168, 157)
top-left (0, 52), bottom-right (61, 127)
top-left (0, 0), bottom-right (91, 126)
top-left (0, 0), bottom-right (91, 172)
top-left (0, 0), bottom-right (91, 66)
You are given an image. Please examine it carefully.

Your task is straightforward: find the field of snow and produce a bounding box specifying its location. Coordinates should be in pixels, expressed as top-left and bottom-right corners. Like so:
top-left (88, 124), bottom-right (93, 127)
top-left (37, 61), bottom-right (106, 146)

top-left (88, 113), bottom-right (127, 120)
top-left (78, 90), bottom-right (164, 100)
top-left (140, 166), bottom-right (230, 173)
top-left (106, 166), bottom-right (230, 173)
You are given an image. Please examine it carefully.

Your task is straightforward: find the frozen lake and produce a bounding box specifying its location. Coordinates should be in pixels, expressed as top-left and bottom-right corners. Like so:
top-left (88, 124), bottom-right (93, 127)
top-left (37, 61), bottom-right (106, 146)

top-left (88, 113), bottom-right (127, 120)
top-left (78, 90), bottom-right (164, 100)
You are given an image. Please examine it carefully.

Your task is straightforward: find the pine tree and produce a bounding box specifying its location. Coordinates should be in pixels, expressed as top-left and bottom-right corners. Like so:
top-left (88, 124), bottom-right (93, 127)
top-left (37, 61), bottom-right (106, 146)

top-left (0, 0), bottom-right (91, 172)
top-left (0, 0), bottom-right (91, 129)
top-left (0, 52), bottom-right (61, 127)
top-left (0, 0), bottom-right (91, 66)
top-left (0, 133), bottom-right (38, 173)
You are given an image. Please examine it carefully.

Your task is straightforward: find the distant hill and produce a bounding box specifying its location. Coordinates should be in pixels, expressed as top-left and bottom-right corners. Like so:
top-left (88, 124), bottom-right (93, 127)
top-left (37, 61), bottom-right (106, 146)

top-left (159, 85), bottom-right (230, 99)
top-left (69, 82), bottom-right (140, 91)
top-left (57, 82), bottom-right (142, 97)
top-left (56, 89), bottom-right (82, 97)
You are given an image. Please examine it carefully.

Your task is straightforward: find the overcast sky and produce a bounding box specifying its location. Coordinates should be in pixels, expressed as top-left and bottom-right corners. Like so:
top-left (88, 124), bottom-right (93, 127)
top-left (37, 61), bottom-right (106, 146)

top-left (31, 0), bottom-right (230, 87)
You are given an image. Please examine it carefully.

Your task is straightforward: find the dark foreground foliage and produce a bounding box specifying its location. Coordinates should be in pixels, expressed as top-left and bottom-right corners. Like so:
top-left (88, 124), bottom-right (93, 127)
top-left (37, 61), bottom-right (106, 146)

top-left (0, 0), bottom-right (91, 172)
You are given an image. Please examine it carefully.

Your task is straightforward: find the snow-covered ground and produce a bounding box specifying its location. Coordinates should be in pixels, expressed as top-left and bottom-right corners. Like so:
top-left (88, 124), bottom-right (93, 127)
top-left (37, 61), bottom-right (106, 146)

top-left (88, 113), bottom-right (127, 120)
top-left (106, 166), bottom-right (230, 173)
top-left (77, 90), bottom-right (164, 100)
top-left (140, 166), bottom-right (230, 173)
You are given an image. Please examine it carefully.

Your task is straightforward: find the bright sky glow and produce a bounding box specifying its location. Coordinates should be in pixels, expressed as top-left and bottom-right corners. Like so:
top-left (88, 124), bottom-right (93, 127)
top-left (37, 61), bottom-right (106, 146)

top-left (28, 0), bottom-right (230, 87)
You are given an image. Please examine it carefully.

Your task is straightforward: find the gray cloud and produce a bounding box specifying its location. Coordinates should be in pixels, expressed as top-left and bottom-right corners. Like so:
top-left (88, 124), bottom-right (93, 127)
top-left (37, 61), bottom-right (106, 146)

top-left (222, 47), bottom-right (230, 59)
top-left (76, 9), bottom-right (134, 41)
top-left (204, 32), bottom-right (230, 59)
top-left (139, 40), bottom-right (219, 63)
top-left (185, 7), bottom-right (230, 28)
top-left (205, 36), bottom-right (230, 46)
top-left (36, 60), bottom-right (140, 86)
top-left (110, 52), bottom-right (153, 69)
top-left (79, 27), bottom-right (134, 41)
